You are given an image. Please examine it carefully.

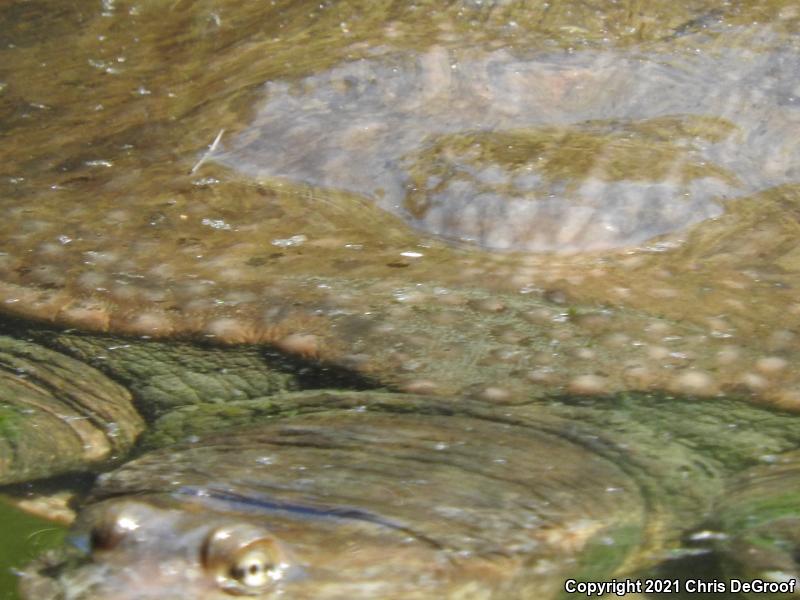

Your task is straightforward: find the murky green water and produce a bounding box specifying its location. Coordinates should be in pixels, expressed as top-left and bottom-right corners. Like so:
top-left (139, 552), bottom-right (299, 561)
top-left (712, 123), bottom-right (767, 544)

top-left (0, 498), bottom-right (65, 599)
top-left (1, 0), bottom-right (800, 597)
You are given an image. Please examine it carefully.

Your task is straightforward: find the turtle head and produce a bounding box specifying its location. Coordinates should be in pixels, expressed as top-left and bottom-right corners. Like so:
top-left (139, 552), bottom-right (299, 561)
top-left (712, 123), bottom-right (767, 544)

top-left (19, 499), bottom-right (301, 599)
top-left (17, 496), bottom-right (485, 600)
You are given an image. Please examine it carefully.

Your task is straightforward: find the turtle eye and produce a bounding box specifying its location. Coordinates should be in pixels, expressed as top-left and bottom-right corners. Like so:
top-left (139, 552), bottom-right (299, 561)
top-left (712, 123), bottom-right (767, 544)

top-left (88, 504), bottom-right (145, 552)
top-left (202, 524), bottom-right (291, 594)
top-left (229, 546), bottom-right (276, 588)
top-left (89, 522), bottom-right (120, 552)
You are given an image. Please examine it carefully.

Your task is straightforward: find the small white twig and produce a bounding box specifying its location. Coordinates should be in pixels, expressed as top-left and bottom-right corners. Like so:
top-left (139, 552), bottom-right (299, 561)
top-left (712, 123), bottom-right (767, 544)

top-left (189, 128), bottom-right (225, 174)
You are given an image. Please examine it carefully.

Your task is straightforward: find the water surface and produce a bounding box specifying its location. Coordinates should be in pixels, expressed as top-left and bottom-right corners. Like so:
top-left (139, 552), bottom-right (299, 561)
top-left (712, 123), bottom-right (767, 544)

top-left (218, 42), bottom-right (799, 251)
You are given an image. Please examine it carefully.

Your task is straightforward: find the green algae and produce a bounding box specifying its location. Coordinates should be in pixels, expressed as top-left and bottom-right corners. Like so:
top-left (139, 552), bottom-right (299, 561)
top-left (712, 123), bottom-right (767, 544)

top-left (404, 116), bottom-right (740, 218)
top-left (0, 405), bottom-right (22, 443)
top-left (37, 333), bottom-right (302, 420)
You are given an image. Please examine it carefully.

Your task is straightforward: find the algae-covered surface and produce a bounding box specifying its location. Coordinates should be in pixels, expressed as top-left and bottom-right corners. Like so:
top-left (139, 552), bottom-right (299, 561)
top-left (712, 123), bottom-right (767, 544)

top-left (1, 0), bottom-right (800, 597)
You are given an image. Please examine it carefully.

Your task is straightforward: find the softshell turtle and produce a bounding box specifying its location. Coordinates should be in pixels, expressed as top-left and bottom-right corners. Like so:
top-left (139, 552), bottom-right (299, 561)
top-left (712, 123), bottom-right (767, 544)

top-left (12, 379), bottom-right (800, 599)
top-left (1, 323), bottom-right (800, 599)
top-left (0, 0), bottom-right (799, 408)
top-left (2, 0), bottom-right (800, 598)
top-left (2, 318), bottom-right (800, 598)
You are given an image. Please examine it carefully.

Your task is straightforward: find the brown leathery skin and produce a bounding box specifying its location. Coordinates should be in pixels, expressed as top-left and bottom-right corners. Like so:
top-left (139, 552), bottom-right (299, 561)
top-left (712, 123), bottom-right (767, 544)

top-left (1, 0), bottom-right (800, 408)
